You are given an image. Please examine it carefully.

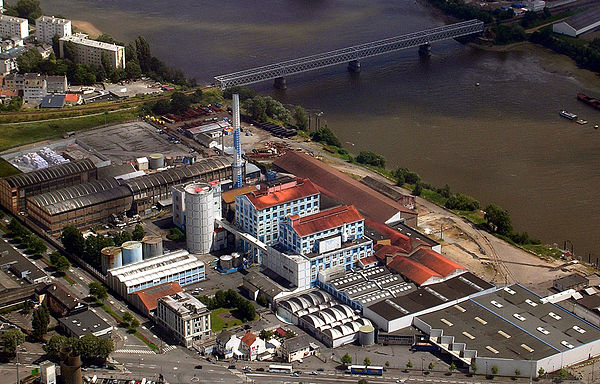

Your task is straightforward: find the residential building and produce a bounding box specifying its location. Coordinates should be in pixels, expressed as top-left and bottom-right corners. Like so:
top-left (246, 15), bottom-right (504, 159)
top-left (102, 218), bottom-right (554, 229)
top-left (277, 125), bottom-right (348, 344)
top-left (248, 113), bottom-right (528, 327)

top-left (215, 330), bottom-right (242, 359)
top-left (46, 75), bottom-right (67, 93)
top-left (280, 335), bottom-right (311, 362)
top-left (155, 292), bottom-right (211, 348)
top-left (36, 16), bottom-right (71, 44)
top-left (1, 37), bottom-right (24, 52)
top-left (23, 73), bottom-right (46, 104)
top-left (129, 282), bottom-right (183, 317)
top-left (0, 15), bottom-right (28, 40)
top-left (0, 45), bottom-right (25, 75)
top-left (59, 33), bottom-right (125, 69)
top-left (239, 331), bottom-right (266, 361)
top-left (0, 88), bottom-right (17, 104)
top-left (57, 309), bottom-right (113, 338)
top-left (36, 43), bottom-right (53, 59)
top-left (106, 250), bottom-right (206, 297)
top-left (36, 283), bottom-right (86, 317)
top-left (235, 177), bottom-right (320, 247)
top-left (2, 72), bottom-right (24, 89)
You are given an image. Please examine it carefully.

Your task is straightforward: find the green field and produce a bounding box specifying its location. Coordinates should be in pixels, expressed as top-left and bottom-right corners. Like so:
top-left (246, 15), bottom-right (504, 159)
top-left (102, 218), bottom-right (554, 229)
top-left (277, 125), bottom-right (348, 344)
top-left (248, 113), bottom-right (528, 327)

top-left (0, 108), bottom-right (138, 151)
top-left (0, 158), bottom-right (21, 177)
top-left (210, 307), bottom-right (243, 333)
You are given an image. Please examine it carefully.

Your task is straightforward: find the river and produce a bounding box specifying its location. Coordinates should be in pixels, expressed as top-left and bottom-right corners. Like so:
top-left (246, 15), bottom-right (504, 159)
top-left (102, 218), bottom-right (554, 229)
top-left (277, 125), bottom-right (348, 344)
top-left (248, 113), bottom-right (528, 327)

top-left (40, 0), bottom-right (600, 258)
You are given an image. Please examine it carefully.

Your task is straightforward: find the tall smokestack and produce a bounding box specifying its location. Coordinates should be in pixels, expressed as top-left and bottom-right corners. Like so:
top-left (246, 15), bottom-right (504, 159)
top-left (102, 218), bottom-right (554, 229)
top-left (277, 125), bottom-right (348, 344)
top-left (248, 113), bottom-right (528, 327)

top-left (232, 93), bottom-right (243, 189)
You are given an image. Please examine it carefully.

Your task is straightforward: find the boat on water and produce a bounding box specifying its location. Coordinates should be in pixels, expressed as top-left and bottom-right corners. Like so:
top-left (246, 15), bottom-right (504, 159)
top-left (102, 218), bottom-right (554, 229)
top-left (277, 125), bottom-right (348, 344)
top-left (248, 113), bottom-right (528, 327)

top-left (560, 110), bottom-right (578, 120)
top-left (577, 93), bottom-right (600, 110)
top-left (577, 119), bottom-right (588, 125)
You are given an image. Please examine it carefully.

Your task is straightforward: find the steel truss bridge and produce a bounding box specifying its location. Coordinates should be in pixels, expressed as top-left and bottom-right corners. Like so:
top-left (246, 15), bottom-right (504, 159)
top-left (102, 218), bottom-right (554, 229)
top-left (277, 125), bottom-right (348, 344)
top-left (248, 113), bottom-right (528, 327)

top-left (214, 19), bottom-right (484, 89)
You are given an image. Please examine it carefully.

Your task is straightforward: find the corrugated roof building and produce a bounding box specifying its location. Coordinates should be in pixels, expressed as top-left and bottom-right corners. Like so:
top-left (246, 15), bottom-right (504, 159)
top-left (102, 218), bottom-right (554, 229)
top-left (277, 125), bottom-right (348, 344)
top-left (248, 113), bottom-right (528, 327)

top-left (553, 7), bottom-right (600, 37)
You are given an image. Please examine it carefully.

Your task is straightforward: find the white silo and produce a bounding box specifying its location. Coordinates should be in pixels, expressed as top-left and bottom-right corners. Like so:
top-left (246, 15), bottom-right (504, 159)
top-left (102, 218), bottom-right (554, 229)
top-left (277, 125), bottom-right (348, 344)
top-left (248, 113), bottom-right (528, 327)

top-left (185, 183), bottom-right (216, 254)
top-left (121, 241), bottom-right (143, 265)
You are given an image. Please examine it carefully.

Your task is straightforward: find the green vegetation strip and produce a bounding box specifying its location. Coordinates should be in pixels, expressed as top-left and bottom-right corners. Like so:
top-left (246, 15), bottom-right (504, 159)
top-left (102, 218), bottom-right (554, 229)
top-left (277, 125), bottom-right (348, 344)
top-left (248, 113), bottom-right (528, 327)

top-left (0, 108), bottom-right (138, 151)
top-left (0, 158), bottom-right (21, 178)
top-left (210, 307), bottom-right (242, 333)
top-left (63, 275), bottom-right (76, 285)
top-left (134, 331), bottom-right (159, 351)
top-left (0, 303), bottom-right (24, 314)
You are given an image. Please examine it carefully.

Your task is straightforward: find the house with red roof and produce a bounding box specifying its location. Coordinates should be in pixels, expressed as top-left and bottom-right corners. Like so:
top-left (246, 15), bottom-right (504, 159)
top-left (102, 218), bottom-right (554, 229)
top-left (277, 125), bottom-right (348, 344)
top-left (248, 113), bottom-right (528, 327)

top-left (239, 330), bottom-right (266, 361)
top-left (129, 282), bottom-right (183, 317)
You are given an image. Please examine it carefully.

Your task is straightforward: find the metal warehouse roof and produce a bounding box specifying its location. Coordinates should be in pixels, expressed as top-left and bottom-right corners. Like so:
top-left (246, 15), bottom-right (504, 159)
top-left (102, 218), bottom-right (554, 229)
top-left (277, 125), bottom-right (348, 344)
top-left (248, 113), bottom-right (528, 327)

top-left (3, 158), bottom-right (96, 188)
top-left (27, 177), bottom-right (131, 215)
top-left (123, 156), bottom-right (231, 194)
top-left (563, 7), bottom-right (600, 31)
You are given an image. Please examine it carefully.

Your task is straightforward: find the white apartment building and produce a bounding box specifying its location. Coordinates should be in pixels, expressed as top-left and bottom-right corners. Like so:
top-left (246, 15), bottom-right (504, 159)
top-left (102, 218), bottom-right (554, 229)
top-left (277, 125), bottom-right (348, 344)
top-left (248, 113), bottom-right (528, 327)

top-left (155, 292), bottom-right (211, 348)
top-left (36, 16), bottom-right (71, 44)
top-left (0, 15), bottom-right (28, 40)
top-left (59, 33), bottom-right (125, 69)
top-left (23, 73), bottom-right (46, 104)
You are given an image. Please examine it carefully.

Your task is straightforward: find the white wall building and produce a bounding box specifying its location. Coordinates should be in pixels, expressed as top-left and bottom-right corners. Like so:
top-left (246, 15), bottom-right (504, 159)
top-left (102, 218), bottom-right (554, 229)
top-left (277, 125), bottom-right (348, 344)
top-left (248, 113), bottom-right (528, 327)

top-left (553, 8), bottom-right (600, 37)
top-left (36, 16), bottom-right (71, 44)
top-left (59, 33), bottom-right (125, 69)
top-left (155, 292), bottom-right (211, 348)
top-left (0, 15), bottom-right (28, 40)
top-left (40, 361), bottom-right (57, 384)
top-left (23, 73), bottom-right (47, 104)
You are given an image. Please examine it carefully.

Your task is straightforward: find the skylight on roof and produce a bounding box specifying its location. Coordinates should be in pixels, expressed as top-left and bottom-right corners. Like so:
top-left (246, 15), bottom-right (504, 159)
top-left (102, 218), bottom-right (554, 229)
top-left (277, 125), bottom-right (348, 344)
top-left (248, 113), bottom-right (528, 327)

top-left (521, 344), bottom-right (534, 353)
top-left (549, 312), bottom-right (562, 320)
top-left (561, 341), bottom-right (574, 349)
top-left (498, 330), bottom-right (511, 339)
top-left (475, 316), bottom-right (487, 325)
top-left (440, 318), bottom-right (453, 327)
top-left (573, 325), bottom-right (586, 334)
top-left (486, 346), bottom-right (500, 354)
top-left (536, 327), bottom-right (550, 335)
top-left (454, 304), bottom-right (466, 313)
top-left (525, 299), bottom-right (538, 307)
top-left (504, 287), bottom-right (516, 295)
top-left (513, 313), bottom-right (526, 322)
top-left (491, 300), bottom-right (503, 308)
top-left (462, 331), bottom-right (475, 340)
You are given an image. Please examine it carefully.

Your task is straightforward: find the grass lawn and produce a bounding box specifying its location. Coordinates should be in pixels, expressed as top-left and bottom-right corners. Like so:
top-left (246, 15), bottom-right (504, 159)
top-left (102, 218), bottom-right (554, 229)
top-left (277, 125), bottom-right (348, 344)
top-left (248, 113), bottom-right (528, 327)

top-left (211, 307), bottom-right (243, 333)
top-left (0, 158), bottom-right (20, 177)
top-left (0, 108), bottom-right (138, 151)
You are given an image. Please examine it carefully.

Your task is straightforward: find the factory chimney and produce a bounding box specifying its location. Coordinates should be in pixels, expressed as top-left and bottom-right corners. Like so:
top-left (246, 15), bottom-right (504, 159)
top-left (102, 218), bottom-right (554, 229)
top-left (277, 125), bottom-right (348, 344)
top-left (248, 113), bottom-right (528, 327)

top-left (232, 93), bottom-right (243, 189)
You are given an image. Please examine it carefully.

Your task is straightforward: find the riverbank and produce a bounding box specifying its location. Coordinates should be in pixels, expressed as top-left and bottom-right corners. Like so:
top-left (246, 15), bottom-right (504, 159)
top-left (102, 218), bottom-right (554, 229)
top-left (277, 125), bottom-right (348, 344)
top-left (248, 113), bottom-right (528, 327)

top-left (71, 20), bottom-right (102, 38)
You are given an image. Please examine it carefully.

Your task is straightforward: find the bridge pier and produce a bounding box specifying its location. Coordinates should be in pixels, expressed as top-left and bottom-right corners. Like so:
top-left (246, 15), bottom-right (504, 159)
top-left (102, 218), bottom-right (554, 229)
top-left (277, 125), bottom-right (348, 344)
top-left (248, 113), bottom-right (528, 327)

top-left (347, 60), bottom-right (361, 73)
top-left (419, 43), bottom-right (431, 57)
top-left (274, 77), bottom-right (287, 89)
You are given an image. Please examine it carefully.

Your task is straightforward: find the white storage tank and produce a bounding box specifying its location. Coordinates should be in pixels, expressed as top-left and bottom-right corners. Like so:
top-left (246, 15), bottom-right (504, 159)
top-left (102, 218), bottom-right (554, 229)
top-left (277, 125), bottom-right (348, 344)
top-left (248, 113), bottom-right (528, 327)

top-left (101, 246), bottom-right (122, 273)
top-left (149, 153), bottom-right (165, 169)
top-left (142, 235), bottom-right (163, 259)
top-left (359, 324), bottom-right (375, 346)
top-left (219, 255), bottom-right (233, 271)
top-left (185, 183), bottom-right (216, 254)
top-left (121, 241), bottom-right (143, 265)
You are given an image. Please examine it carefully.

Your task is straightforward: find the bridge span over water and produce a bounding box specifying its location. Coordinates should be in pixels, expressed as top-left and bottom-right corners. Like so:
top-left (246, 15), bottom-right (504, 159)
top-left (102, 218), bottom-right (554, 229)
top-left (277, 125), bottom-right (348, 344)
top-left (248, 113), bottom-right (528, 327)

top-left (214, 19), bottom-right (484, 89)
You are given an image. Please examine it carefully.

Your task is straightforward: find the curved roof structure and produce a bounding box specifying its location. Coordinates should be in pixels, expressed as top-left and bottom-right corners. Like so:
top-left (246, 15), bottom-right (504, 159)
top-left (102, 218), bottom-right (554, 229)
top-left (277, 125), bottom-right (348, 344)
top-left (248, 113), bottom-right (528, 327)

top-left (3, 159), bottom-right (95, 188)
top-left (123, 157), bottom-right (231, 194)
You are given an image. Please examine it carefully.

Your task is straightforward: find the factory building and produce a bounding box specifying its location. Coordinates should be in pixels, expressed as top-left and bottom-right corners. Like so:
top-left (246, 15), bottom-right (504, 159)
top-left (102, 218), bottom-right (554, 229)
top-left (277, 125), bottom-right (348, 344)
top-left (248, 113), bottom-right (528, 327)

top-left (106, 250), bottom-right (206, 298)
top-left (26, 177), bottom-right (132, 235)
top-left (0, 158), bottom-right (97, 214)
top-left (235, 177), bottom-right (320, 247)
top-left (276, 290), bottom-right (373, 348)
top-left (415, 284), bottom-right (600, 378)
top-left (155, 292), bottom-right (211, 348)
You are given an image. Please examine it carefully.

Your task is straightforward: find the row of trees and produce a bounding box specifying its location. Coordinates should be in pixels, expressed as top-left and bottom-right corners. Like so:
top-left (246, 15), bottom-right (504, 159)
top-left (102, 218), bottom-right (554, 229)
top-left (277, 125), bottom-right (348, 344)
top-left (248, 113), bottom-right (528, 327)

top-left (425, 0), bottom-right (493, 24)
top-left (61, 225), bottom-right (145, 270)
top-left (242, 95), bottom-right (292, 124)
top-left (3, 0), bottom-right (42, 23)
top-left (356, 151), bottom-right (386, 168)
top-left (531, 28), bottom-right (600, 74)
top-left (8, 218), bottom-right (47, 255)
top-left (44, 334), bottom-right (113, 362)
top-left (148, 90), bottom-right (203, 115)
top-left (198, 289), bottom-right (256, 322)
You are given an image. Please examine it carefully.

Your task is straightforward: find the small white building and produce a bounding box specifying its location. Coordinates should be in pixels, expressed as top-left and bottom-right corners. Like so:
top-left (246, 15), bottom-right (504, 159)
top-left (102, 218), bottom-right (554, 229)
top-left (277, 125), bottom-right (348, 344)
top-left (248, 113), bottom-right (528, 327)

top-left (155, 292), bottom-right (211, 348)
top-left (239, 331), bottom-right (266, 361)
top-left (280, 335), bottom-right (312, 362)
top-left (553, 7), bottom-right (600, 37)
top-left (23, 73), bottom-right (47, 104)
top-left (215, 330), bottom-right (242, 359)
top-left (40, 360), bottom-right (56, 384)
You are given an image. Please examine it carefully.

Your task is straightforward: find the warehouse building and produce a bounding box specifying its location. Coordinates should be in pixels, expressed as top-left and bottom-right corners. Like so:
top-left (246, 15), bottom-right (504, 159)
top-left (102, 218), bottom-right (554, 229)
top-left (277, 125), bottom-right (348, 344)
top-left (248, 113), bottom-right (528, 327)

top-left (58, 309), bottom-right (113, 338)
top-left (0, 158), bottom-right (97, 214)
top-left (27, 177), bottom-right (132, 234)
top-left (106, 250), bottom-right (206, 298)
top-left (553, 7), bottom-right (600, 37)
top-left (415, 284), bottom-right (600, 378)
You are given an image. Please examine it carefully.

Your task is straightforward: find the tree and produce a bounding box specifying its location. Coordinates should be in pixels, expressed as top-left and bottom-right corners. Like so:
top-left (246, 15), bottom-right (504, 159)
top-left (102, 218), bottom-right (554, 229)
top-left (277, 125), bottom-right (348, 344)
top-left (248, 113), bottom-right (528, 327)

top-left (428, 362), bottom-right (435, 371)
top-left (54, 255), bottom-right (70, 274)
top-left (1, 329), bottom-right (25, 356)
top-left (243, 96), bottom-right (267, 122)
top-left (406, 360), bottom-right (413, 370)
top-left (256, 293), bottom-right (268, 307)
top-left (394, 168), bottom-right (420, 185)
top-left (129, 318), bottom-right (140, 330)
top-left (558, 369), bottom-right (568, 379)
top-left (484, 203), bottom-right (512, 235)
top-left (32, 303), bottom-right (50, 341)
top-left (84, 234), bottom-right (113, 268)
top-left (363, 357), bottom-right (371, 366)
top-left (190, 89), bottom-right (203, 103)
top-left (62, 41), bottom-right (77, 61)
top-left (152, 99), bottom-right (171, 115)
top-left (17, 48), bottom-right (43, 73)
top-left (170, 92), bottom-right (191, 113)
top-left (514, 369), bottom-right (521, 377)
top-left (113, 231), bottom-right (132, 246)
top-left (356, 151), bottom-right (386, 168)
top-left (13, 0), bottom-right (42, 23)
top-left (311, 126), bottom-right (341, 147)
top-left (445, 193), bottom-right (480, 211)
top-left (88, 281), bottom-right (108, 301)
top-left (223, 86), bottom-right (256, 102)
top-left (61, 226), bottom-right (85, 256)
top-left (132, 224), bottom-right (145, 241)
top-left (341, 353), bottom-right (352, 367)
top-left (293, 106), bottom-right (308, 130)
top-left (122, 311), bottom-right (133, 324)
top-left (490, 365), bottom-right (498, 376)
top-left (538, 367), bottom-right (545, 377)
top-left (44, 335), bottom-right (68, 359)
top-left (412, 182), bottom-right (423, 197)
top-left (471, 362), bottom-right (477, 375)
top-left (385, 361), bottom-right (390, 368)
top-left (449, 362), bottom-right (456, 374)
top-left (135, 36), bottom-right (152, 73)
top-left (259, 329), bottom-right (273, 341)
top-left (125, 42), bottom-right (138, 65)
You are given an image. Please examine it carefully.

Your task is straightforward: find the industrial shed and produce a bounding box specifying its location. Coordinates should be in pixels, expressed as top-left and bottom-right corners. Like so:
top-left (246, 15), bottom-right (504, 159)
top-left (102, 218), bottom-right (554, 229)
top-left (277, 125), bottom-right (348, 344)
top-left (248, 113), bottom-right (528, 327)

top-left (27, 177), bottom-right (132, 234)
top-left (0, 158), bottom-right (97, 214)
top-left (553, 7), bottom-right (600, 37)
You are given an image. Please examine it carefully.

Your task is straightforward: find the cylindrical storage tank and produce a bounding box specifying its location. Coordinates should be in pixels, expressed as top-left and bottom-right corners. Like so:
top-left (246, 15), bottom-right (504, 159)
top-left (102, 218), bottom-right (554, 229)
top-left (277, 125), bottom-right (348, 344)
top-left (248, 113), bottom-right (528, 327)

top-left (121, 241), bottom-right (143, 265)
top-left (219, 255), bottom-right (233, 271)
top-left (149, 153), bottom-right (165, 169)
top-left (101, 246), bottom-right (122, 273)
top-left (165, 156), bottom-right (174, 166)
top-left (142, 235), bottom-right (163, 259)
top-left (231, 252), bottom-right (241, 268)
top-left (185, 183), bottom-right (215, 254)
top-left (60, 351), bottom-right (82, 384)
top-left (359, 324), bottom-right (375, 346)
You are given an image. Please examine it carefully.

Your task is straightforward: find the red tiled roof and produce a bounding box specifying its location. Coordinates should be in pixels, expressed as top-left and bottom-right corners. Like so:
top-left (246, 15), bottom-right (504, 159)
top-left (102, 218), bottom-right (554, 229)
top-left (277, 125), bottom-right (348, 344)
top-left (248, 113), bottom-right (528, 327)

top-left (374, 244), bottom-right (407, 261)
top-left (0, 88), bottom-right (18, 97)
top-left (275, 327), bottom-right (287, 337)
top-left (131, 282), bottom-right (183, 312)
top-left (409, 248), bottom-right (464, 277)
top-left (365, 219), bottom-right (414, 253)
top-left (64, 93), bottom-right (81, 102)
top-left (289, 205), bottom-right (362, 237)
top-left (273, 151), bottom-right (416, 224)
top-left (388, 256), bottom-right (442, 285)
top-left (244, 178), bottom-right (319, 210)
top-left (358, 255), bottom-right (378, 266)
top-left (241, 331), bottom-right (257, 347)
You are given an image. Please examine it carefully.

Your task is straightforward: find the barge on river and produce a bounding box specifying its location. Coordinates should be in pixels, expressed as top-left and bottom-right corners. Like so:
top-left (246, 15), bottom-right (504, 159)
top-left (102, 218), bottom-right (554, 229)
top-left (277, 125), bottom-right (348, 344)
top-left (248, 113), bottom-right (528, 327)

top-left (559, 110), bottom-right (578, 120)
top-left (577, 93), bottom-right (600, 111)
